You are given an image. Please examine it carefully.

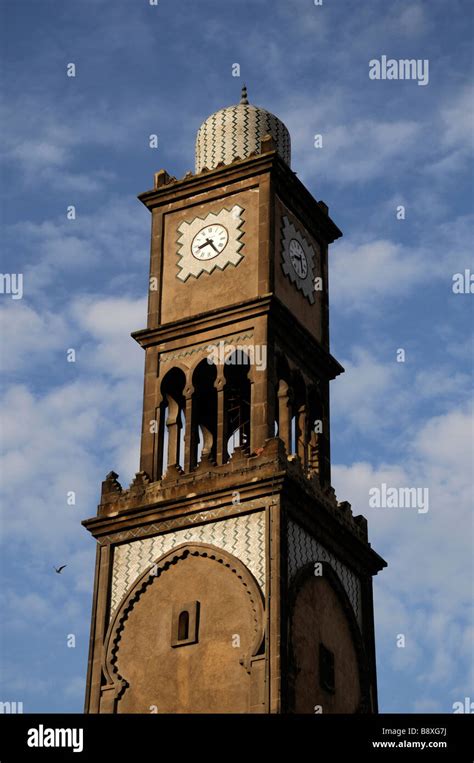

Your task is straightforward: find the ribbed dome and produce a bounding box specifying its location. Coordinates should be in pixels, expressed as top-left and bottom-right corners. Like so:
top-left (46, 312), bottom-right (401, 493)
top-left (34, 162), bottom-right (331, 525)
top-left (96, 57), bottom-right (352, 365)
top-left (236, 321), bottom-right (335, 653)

top-left (195, 86), bottom-right (291, 173)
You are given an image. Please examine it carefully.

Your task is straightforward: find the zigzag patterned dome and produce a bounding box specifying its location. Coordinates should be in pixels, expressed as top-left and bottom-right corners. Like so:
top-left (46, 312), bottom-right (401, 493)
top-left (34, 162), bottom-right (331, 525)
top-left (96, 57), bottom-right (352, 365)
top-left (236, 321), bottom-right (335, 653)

top-left (195, 86), bottom-right (291, 173)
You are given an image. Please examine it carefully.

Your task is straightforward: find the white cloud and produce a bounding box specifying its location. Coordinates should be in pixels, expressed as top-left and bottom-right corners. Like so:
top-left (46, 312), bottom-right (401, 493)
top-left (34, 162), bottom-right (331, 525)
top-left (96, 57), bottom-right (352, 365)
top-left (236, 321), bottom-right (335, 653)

top-left (397, 4), bottom-right (428, 37)
top-left (73, 296), bottom-right (146, 339)
top-left (0, 302), bottom-right (71, 373)
top-left (332, 348), bottom-right (402, 435)
top-left (441, 85), bottom-right (474, 152)
top-left (72, 295), bottom-right (146, 377)
top-left (4, 196), bottom-right (148, 297)
top-left (0, 293), bottom-right (146, 376)
top-left (0, 378), bottom-right (141, 548)
top-left (288, 109), bottom-right (423, 185)
top-left (0, 94), bottom-right (151, 187)
top-left (328, 209), bottom-right (474, 309)
top-left (333, 401), bottom-right (474, 707)
top-left (0, 292), bottom-right (146, 555)
top-left (330, 239), bottom-right (425, 309)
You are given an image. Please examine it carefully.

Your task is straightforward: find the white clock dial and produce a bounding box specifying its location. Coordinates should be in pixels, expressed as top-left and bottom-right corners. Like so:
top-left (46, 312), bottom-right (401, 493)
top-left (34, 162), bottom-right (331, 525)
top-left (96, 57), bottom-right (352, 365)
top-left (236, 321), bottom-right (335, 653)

top-left (191, 224), bottom-right (229, 261)
top-left (289, 238), bottom-right (308, 279)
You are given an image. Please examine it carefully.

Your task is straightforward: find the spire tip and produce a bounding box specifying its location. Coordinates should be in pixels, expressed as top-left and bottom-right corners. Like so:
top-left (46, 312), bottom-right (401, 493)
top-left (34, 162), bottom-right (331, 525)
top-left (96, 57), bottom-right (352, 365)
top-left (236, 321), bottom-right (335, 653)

top-left (240, 84), bottom-right (249, 105)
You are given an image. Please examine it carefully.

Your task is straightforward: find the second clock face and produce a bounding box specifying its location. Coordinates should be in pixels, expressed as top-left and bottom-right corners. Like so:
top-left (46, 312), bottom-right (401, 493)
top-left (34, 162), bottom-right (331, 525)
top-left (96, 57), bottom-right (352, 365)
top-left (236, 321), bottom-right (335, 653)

top-left (280, 215), bottom-right (316, 304)
top-left (191, 224), bottom-right (229, 260)
top-left (289, 238), bottom-right (308, 279)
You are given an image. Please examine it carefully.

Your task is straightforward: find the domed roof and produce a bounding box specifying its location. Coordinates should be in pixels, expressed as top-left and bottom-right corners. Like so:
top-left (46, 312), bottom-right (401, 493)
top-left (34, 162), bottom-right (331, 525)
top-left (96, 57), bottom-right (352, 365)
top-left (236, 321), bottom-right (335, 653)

top-left (195, 86), bottom-right (291, 173)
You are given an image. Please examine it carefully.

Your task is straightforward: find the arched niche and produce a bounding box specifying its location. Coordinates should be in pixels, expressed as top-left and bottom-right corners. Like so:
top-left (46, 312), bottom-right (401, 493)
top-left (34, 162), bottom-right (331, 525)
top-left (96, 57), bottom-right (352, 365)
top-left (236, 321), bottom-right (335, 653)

top-left (287, 561), bottom-right (371, 714)
top-left (100, 542), bottom-right (266, 714)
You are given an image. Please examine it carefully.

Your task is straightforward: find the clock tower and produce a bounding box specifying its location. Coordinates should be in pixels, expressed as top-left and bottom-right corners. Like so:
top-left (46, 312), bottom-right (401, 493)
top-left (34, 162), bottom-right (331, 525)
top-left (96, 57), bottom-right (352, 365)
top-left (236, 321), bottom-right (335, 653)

top-left (83, 86), bottom-right (386, 714)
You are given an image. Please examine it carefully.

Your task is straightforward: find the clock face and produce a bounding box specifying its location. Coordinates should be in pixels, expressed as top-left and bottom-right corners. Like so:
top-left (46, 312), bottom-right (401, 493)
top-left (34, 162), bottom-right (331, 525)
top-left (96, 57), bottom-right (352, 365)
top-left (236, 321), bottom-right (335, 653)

top-left (289, 238), bottom-right (308, 279)
top-left (281, 216), bottom-right (316, 304)
top-left (176, 205), bottom-right (244, 282)
top-left (191, 225), bottom-right (229, 261)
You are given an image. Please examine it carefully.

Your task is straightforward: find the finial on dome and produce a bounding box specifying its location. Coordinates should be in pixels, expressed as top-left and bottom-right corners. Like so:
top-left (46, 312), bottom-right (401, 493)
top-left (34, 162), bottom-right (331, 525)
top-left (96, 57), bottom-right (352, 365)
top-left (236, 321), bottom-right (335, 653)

top-left (240, 84), bottom-right (249, 105)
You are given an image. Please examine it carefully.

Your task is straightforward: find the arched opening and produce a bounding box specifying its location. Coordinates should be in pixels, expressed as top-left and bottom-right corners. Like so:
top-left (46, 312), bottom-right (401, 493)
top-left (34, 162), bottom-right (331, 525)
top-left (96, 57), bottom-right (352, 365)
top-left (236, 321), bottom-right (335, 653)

top-left (290, 415), bottom-right (297, 454)
top-left (292, 371), bottom-right (307, 463)
top-left (224, 351), bottom-right (251, 460)
top-left (307, 385), bottom-right (327, 483)
top-left (275, 355), bottom-right (292, 454)
top-left (158, 367), bottom-right (186, 478)
top-left (191, 360), bottom-right (217, 468)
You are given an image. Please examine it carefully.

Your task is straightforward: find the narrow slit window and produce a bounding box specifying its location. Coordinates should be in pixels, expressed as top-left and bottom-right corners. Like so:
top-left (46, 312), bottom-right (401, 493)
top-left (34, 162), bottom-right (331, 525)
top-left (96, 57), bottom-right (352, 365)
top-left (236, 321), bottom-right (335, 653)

top-left (178, 610), bottom-right (189, 641)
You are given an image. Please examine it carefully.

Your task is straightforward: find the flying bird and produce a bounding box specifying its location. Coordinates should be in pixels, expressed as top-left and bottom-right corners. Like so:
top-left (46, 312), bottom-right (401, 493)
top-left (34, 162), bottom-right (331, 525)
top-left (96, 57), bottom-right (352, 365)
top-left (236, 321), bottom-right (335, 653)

top-left (54, 565), bottom-right (67, 574)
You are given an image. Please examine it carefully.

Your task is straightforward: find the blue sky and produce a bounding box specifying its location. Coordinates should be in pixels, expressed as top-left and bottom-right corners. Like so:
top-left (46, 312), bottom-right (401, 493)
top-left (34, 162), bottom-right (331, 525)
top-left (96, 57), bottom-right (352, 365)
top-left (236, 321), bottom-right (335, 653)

top-left (0, 0), bottom-right (472, 713)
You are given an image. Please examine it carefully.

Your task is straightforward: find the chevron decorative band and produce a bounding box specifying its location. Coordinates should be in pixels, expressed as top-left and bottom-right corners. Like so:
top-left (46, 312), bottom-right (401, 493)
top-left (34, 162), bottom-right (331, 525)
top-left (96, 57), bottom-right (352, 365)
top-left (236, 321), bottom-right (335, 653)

top-left (287, 519), bottom-right (363, 628)
top-left (195, 103), bottom-right (291, 173)
top-left (110, 511), bottom-right (266, 619)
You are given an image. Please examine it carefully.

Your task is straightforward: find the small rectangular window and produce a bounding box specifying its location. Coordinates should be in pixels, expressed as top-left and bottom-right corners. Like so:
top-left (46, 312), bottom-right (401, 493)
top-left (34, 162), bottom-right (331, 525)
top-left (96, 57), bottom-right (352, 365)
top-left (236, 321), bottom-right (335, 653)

top-left (171, 601), bottom-right (200, 647)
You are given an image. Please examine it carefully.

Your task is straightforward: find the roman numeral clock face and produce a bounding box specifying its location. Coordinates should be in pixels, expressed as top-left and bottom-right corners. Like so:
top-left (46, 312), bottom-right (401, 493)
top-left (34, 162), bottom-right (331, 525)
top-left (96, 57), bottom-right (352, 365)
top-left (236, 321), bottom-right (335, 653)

top-left (176, 205), bottom-right (244, 281)
top-left (289, 238), bottom-right (308, 279)
top-left (191, 225), bottom-right (229, 261)
top-left (281, 215), bottom-right (316, 304)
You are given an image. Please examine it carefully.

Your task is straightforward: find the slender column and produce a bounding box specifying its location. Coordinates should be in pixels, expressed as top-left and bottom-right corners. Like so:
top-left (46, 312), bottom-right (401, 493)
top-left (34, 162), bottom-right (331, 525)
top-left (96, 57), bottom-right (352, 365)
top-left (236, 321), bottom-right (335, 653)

top-left (215, 370), bottom-right (227, 465)
top-left (184, 390), bottom-right (198, 472)
top-left (166, 396), bottom-right (181, 468)
top-left (86, 543), bottom-right (111, 713)
top-left (277, 380), bottom-right (292, 454)
top-left (297, 404), bottom-right (307, 466)
top-left (249, 319), bottom-right (270, 452)
top-left (147, 208), bottom-right (164, 329)
top-left (139, 346), bottom-right (159, 478)
top-left (152, 401), bottom-right (164, 481)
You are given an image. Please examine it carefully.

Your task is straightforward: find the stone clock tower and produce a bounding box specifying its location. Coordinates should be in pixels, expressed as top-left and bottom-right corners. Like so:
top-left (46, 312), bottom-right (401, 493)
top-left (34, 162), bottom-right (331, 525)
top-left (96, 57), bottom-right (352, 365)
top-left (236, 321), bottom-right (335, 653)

top-left (83, 87), bottom-right (386, 714)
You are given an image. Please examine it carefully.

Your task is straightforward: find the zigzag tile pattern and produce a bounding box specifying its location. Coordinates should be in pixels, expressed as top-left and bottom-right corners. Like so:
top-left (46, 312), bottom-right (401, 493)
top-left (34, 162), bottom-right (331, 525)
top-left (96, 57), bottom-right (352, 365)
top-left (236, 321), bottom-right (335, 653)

top-left (287, 519), bottom-right (363, 628)
top-left (110, 511), bottom-right (266, 620)
top-left (195, 103), bottom-right (291, 173)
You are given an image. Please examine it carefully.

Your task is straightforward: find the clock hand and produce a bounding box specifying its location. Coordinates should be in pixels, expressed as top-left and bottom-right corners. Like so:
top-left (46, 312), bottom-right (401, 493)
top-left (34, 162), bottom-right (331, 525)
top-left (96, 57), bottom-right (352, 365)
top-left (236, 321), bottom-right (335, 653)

top-left (205, 238), bottom-right (219, 253)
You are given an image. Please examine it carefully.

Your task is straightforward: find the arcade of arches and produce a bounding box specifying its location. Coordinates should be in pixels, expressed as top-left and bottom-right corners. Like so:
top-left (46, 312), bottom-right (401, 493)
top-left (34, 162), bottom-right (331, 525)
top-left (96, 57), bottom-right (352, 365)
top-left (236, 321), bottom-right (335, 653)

top-left (152, 351), bottom-right (330, 486)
